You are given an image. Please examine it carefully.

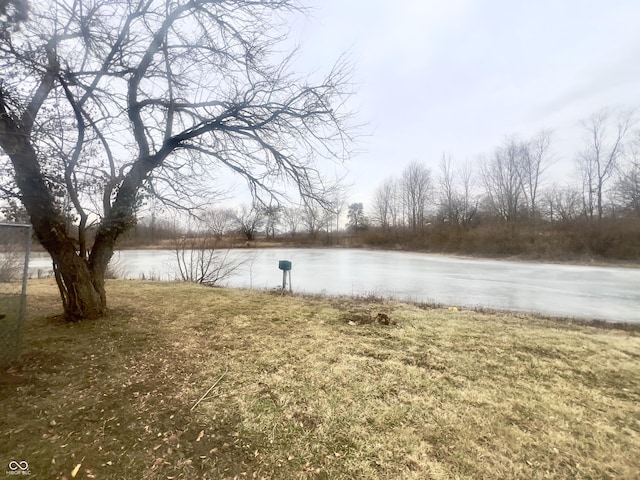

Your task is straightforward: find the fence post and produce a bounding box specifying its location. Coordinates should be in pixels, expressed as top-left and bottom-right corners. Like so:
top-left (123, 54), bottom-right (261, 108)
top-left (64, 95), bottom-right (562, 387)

top-left (0, 223), bottom-right (32, 368)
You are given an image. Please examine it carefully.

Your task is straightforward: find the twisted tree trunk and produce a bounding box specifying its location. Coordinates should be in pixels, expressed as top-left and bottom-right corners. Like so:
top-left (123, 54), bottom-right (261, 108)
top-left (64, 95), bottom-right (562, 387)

top-left (0, 120), bottom-right (106, 319)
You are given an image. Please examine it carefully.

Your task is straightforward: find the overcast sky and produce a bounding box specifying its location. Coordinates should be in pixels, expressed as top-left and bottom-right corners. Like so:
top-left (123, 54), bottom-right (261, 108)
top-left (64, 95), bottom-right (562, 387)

top-left (282, 0), bottom-right (640, 206)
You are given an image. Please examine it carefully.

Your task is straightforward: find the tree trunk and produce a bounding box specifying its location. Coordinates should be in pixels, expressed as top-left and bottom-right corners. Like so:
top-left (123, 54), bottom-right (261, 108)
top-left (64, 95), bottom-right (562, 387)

top-left (53, 252), bottom-right (106, 321)
top-left (1, 111), bottom-right (108, 320)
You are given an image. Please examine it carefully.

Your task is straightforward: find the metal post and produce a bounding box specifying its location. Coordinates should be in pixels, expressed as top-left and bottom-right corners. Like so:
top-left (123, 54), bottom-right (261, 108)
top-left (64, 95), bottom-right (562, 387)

top-left (278, 260), bottom-right (292, 293)
top-left (16, 225), bottom-right (32, 358)
top-left (0, 222), bottom-right (32, 366)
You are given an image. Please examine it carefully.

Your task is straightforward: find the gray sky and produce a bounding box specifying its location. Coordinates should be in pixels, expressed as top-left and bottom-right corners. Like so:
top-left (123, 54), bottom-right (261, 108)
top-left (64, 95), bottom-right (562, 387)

top-left (285, 0), bottom-right (640, 205)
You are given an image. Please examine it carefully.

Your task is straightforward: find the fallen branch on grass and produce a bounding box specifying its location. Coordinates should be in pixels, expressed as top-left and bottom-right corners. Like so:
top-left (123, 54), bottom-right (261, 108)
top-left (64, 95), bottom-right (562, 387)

top-left (190, 369), bottom-right (228, 412)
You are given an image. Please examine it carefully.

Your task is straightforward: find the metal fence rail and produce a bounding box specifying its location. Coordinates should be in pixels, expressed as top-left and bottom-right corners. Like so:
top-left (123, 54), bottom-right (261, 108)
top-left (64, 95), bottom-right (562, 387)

top-left (0, 223), bottom-right (32, 368)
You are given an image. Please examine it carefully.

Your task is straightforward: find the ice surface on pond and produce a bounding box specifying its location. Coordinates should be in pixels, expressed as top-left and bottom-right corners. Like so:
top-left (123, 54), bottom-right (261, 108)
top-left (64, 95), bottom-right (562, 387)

top-left (29, 248), bottom-right (640, 322)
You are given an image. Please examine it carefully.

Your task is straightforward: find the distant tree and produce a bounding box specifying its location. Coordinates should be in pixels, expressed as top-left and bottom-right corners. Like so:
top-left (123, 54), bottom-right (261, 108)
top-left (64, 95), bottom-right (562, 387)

top-left (616, 167), bottom-right (640, 216)
top-left (329, 187), bottom-right (349, 235)
top-left (519, 129), bottom-right (554, 219)
top-left (576, 108), bottom-right (636, 220)
top-left (459, 159), bottom-right (478, 225)
top-left (301, 201), bottom-right (328, 238)
top-left (480, 137), bottom-right (526, 222)
top-left (400, 160), bottom-right (432, 230)
top-left (372, 176), bottom-right (400, 230)
top-left (0, 0), bottom-right (353, 319)
top-left (123, 215), bottom-right (177, 245)
top-left (234, 205), bottom-right (265, 242)
top-left (263, 205), bottom-right (281, 239)
top-left (347, 202), bottom-right (368, 232)
top-left (616, 132), bottom-right (640, 216)
top-left (437, 152), bottom-right (459, 223)
top-left (437, 154), bottom-right (480, 225)
top-left (204, 208), bottom-right (236, 240)
top-left (281, 206), bottom-right (303, 236)
top-left (544, 184), bottom-right (584, 222)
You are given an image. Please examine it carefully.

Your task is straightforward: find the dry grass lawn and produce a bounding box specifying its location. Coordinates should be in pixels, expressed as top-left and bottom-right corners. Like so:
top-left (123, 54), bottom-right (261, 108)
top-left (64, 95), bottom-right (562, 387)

top-left (1, 279), bottom-right (639, 479)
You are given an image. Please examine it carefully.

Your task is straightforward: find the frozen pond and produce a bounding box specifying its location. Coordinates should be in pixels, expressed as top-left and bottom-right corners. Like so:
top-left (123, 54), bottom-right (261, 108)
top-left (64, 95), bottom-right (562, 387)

top-left (29, 248), bottom-right (640, 322)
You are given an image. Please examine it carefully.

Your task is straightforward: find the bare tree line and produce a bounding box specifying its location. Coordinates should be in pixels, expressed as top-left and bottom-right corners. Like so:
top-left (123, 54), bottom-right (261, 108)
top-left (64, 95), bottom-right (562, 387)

top-left (368, 107), bottom-right (639, 230)
top-left (12, 104), bottom-right (637, 253)
top-left (120, 200), bottom-right (346, 245)
top-left (121, 107), bottom-right (639, 246)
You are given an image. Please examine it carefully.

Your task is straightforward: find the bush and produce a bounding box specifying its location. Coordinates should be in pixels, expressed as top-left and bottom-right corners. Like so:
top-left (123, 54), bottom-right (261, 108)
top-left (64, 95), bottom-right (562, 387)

top-left (349, 217), bottom-right (640, 261)
top-left (0, 251), bottom-right (21, 282)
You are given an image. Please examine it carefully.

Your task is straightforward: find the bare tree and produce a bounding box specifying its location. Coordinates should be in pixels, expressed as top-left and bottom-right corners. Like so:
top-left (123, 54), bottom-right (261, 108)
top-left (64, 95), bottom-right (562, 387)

top-left (459, 159), bottom-right (478, 225)
top-left (544, 184), bottom-right (584, 222)
top-left (328, 186), bottom-right (349, 235)
top-left (616, 131), bottom-right (640, 216)
top-left (234, 204), bottom-right (265, 242)
top-left (204, 208), bottom-right (236, 240)
top-left (124, 214), bottom-right (177, 245)
top-left (437, 153), bottom-right (479, 225)
top-left (616, 167), bottom-right (640, 216)
top-left (301, 201), bottom-right (328, 238)
top-left (437, 152), bottom-right (458, 223)
top-left (281, 206), bottom-right (303, 236)
top-left (576, 108), bottom-right (635, 220)
top-left (400, 160), bottom-right (432, 230)
top-left (480, 137), bottom-right (526, 222)
top-left (519, 129), bottom-right (554, 219)
top-left (0, 248), bottom-right (21, 282)
top-left (0, 0), bottom-right (353, 319)
top-left (372, 176), bottom-right (400, 229)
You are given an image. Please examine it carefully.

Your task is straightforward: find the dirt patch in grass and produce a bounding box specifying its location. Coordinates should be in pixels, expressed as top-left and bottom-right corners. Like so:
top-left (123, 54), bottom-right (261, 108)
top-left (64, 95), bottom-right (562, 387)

top-left (1, 279), bottom-right (639, 479)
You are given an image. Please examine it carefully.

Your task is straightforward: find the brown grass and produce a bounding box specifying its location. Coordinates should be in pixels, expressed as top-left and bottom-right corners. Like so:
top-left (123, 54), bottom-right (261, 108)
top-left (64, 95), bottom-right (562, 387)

top-left (1, 280), bottom-right (639, 479)
top-left (356, 219), bottom-right (640, 263)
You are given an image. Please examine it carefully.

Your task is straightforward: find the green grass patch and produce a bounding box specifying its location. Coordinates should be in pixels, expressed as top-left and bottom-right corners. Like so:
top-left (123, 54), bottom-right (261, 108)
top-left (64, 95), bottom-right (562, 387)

top-left (1, 280), bottom-right (639, 479)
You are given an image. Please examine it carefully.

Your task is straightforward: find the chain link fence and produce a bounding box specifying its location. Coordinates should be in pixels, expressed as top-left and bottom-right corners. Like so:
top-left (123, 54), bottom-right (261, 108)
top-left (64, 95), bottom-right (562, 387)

top-left (0, 223), bottom-right (32, 368)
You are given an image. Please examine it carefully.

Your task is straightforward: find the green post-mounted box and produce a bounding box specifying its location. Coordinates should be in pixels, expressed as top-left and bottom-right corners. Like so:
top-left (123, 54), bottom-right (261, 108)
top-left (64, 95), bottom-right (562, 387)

top-left (278, 260), bottom-right (292, 271)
